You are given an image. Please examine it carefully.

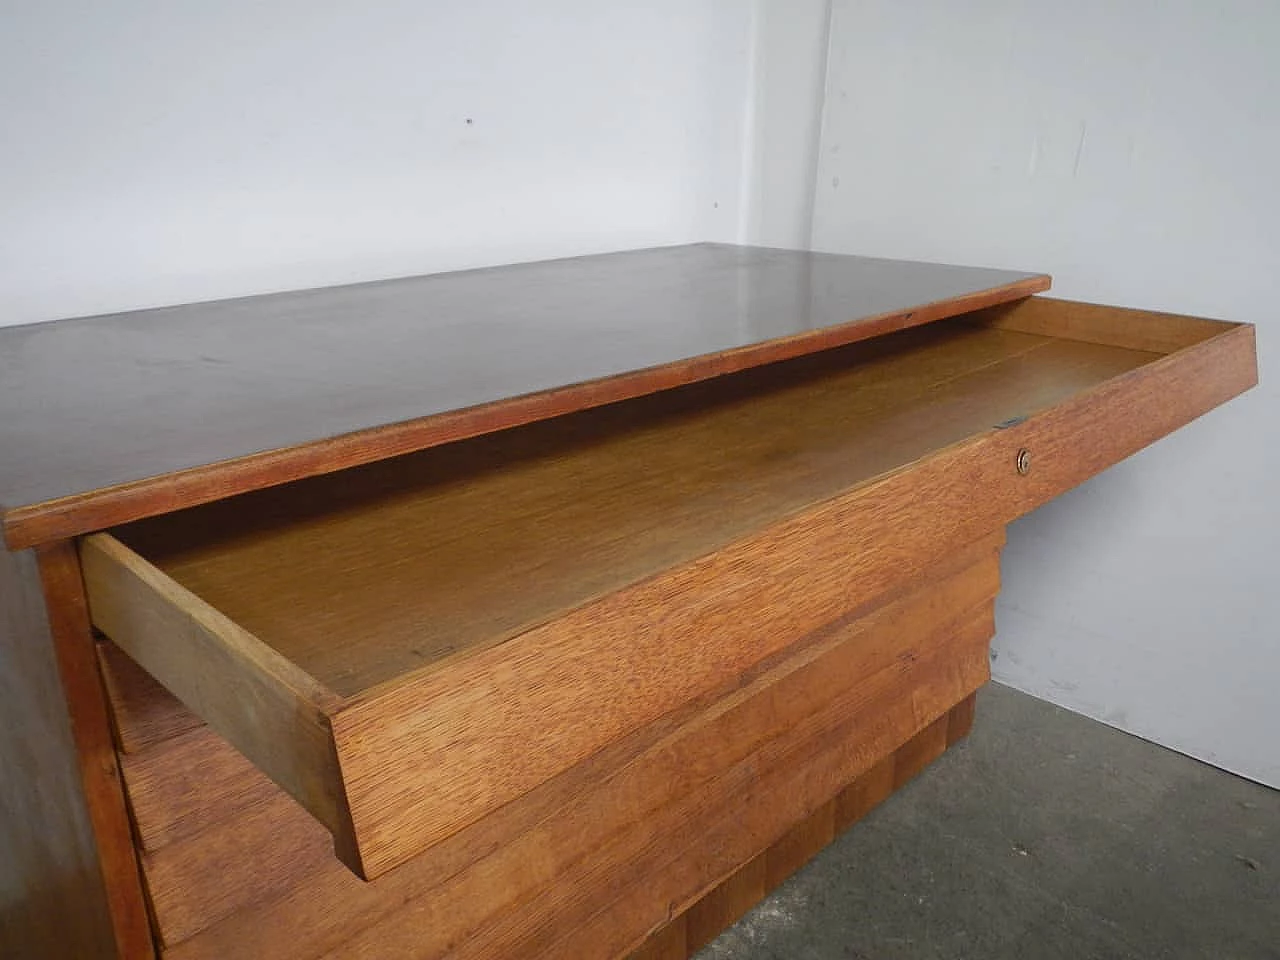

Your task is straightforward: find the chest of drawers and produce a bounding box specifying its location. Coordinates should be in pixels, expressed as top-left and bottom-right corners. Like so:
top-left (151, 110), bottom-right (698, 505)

top-left (0, 245), bottom-right (1256, 958)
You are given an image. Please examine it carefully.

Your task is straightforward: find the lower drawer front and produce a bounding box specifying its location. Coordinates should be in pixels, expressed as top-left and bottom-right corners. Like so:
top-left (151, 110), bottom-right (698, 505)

top-left (108, 536), bottom-right (1001, 958)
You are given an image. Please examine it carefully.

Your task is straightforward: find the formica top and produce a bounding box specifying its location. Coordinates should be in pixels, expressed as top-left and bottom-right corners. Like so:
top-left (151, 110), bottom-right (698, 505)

top-left (0, 243), bottom-right (1048, 548)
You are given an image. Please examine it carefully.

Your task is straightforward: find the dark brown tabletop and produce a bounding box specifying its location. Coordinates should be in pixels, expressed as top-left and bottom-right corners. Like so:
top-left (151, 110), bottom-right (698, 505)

top-left (0, 243), bottom-right (1048, 548)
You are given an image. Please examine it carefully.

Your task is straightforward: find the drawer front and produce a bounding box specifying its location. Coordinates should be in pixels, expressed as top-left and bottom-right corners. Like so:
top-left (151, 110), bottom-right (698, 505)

top-left (81, 476), bottom-right (1006, 883)
top-left (103, 536), bottom-right (1000, 956)
top-left (81, 296), bottom-right (1256, 883)
top-left (968, 298), bottom-right (1257, 521)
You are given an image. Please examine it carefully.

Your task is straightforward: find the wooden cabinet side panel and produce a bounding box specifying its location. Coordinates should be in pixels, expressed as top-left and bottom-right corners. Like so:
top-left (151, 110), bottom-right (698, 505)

top-left (0, 545), bottom-right (150, 959)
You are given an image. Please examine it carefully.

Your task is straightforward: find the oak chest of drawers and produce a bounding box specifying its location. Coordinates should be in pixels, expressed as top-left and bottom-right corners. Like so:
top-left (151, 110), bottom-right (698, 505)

top-left (0, 244), bottom-right (1256, 958)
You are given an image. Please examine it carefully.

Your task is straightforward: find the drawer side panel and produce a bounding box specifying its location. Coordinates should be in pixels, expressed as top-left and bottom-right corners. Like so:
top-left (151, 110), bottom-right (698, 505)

top-left (80, 534), bottom-right (353, 857)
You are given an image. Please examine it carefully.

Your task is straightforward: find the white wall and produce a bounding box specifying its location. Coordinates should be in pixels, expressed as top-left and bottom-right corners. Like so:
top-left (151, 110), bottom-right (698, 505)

top-left (0, 1), bottom-right (754, 326)
top-left (738, 0), bottom-right (832, 248)
top-left (813, 0), bottom-right (1279, 785)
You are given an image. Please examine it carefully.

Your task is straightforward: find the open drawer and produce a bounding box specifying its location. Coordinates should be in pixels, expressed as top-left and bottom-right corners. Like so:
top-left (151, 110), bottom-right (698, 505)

top-left (80, 296), bottom-right (1256, 881)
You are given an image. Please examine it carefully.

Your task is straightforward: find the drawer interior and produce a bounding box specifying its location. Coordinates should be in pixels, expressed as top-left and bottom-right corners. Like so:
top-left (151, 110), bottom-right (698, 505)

top-left (107, 300), bottom-right (1189, 697)
top-left (83, 294), bottom-right (1252, 880)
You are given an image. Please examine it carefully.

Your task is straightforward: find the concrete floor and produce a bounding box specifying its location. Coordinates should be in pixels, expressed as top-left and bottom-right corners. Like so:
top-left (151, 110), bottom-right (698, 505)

top-left (696, 682), bottom-right (1280, 960)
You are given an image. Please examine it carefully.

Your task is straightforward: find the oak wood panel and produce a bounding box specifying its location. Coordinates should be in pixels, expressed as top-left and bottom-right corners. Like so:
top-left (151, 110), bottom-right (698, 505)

top-left (0, 545), bottom-right (146, 960)
top-left (685, 854), bottom-right (767, 954)
top-left (97, 641), bottom-right (309, 854)
top-left (989, 321), bottom-right (1256, 518)
top-left (79, 535), bottom-right (356, 865)
top-left (104, 549), bottom-right (999, 864)
top-left (144, 631), bottom-right (982, 950)
top-left (947, 692), bottom-right (977, 745)
top-left (833, 753), bottom-right (897, 834)
top-left (164, 541), bottom-right (999, 958)
top-left (107, 305), bottom-right (1251, 883)
top-left (971, 295), bottom-right (1233, 354)
top-left (763, 800), bottom-right (837, 892)
top-left (118, 724), bottom-right (280, 852)
top-left (892, 713), bottom-right (951, 788)
top-left (159, 547), bottom-right (996, 948)
top-left (628, 695), bottom-right (975, 960)
top-left (327, 337), bottom-right (1160, 878)
top-left (142, 793), bottom-right (335, 947)
top-left (0, 244), bottom-right (1048, 550)
top-left (115, 323), bottom-right (1051, 695)
top-left (334, 578), bottom-right (999, 958)
top-left (628, 915), bottom-right (688, 960)
top-left (318, 620), bottom-right (993, 960)
top-left (97, 640), bottom-right (202, 754)
top-left (662, 802), bottom-right (834, 957)
top-left (530, 635), bottom-right (993, 960)
top-left (95, 300), bottom-right (1252, 884)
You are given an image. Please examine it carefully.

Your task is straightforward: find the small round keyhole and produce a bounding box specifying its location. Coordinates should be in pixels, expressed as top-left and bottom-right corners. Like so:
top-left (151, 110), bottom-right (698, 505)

top-left (1016, 448), bottom-right (1031, 476)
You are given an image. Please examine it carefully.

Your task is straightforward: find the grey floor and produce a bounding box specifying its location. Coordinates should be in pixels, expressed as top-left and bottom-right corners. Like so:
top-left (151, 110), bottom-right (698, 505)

top-left (696, 682), bottom-right (1280, 960)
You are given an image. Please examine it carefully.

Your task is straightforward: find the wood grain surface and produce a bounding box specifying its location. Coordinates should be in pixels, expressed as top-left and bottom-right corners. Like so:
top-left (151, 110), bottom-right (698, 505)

top-left (0, 244), bottom-right (1048, 549)
top-left (947, 692), bottom-right (978, 745)
top-left (79, 534), bottom-right (356, 863)
top-left (99, 540), bottom-right (990, 949)
top-left (293, 605), bottom-right (994, 958)
top-left (629, 692), bottom-right (980, 960)
top-left (85, 299), bottom-right (1255, 882)
top-left (326, 429), bottom-right (1014, 880)
top-left (113, 322), bottom-right (1143, 695)
top-left (525, 629), bottom-right (992, 960)
top-left (97, 640), bottom-right (203, 754)
top-left (971, 295), bottom-right (1231, 353)
top-left (892, 712), bottom-right (952, 788)
top-left (149, 538), bottom-right (999, 955)
top-left (117, 725), bottom-right (279, 852)
top-left (685, 856), bottom-right (768, 954)
top-left (1, 243), bottom-right (1256, 960)
top-left (629, 916), bottom-right (688, 960)
top-left (141, 793), bottom-right (336, 947)
top-left (834, 753), bottom-right (897, 834)
top-left (761, 801), bottom-right (837, 897)
top-left (331, 320), bottom-right (1228, 880)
